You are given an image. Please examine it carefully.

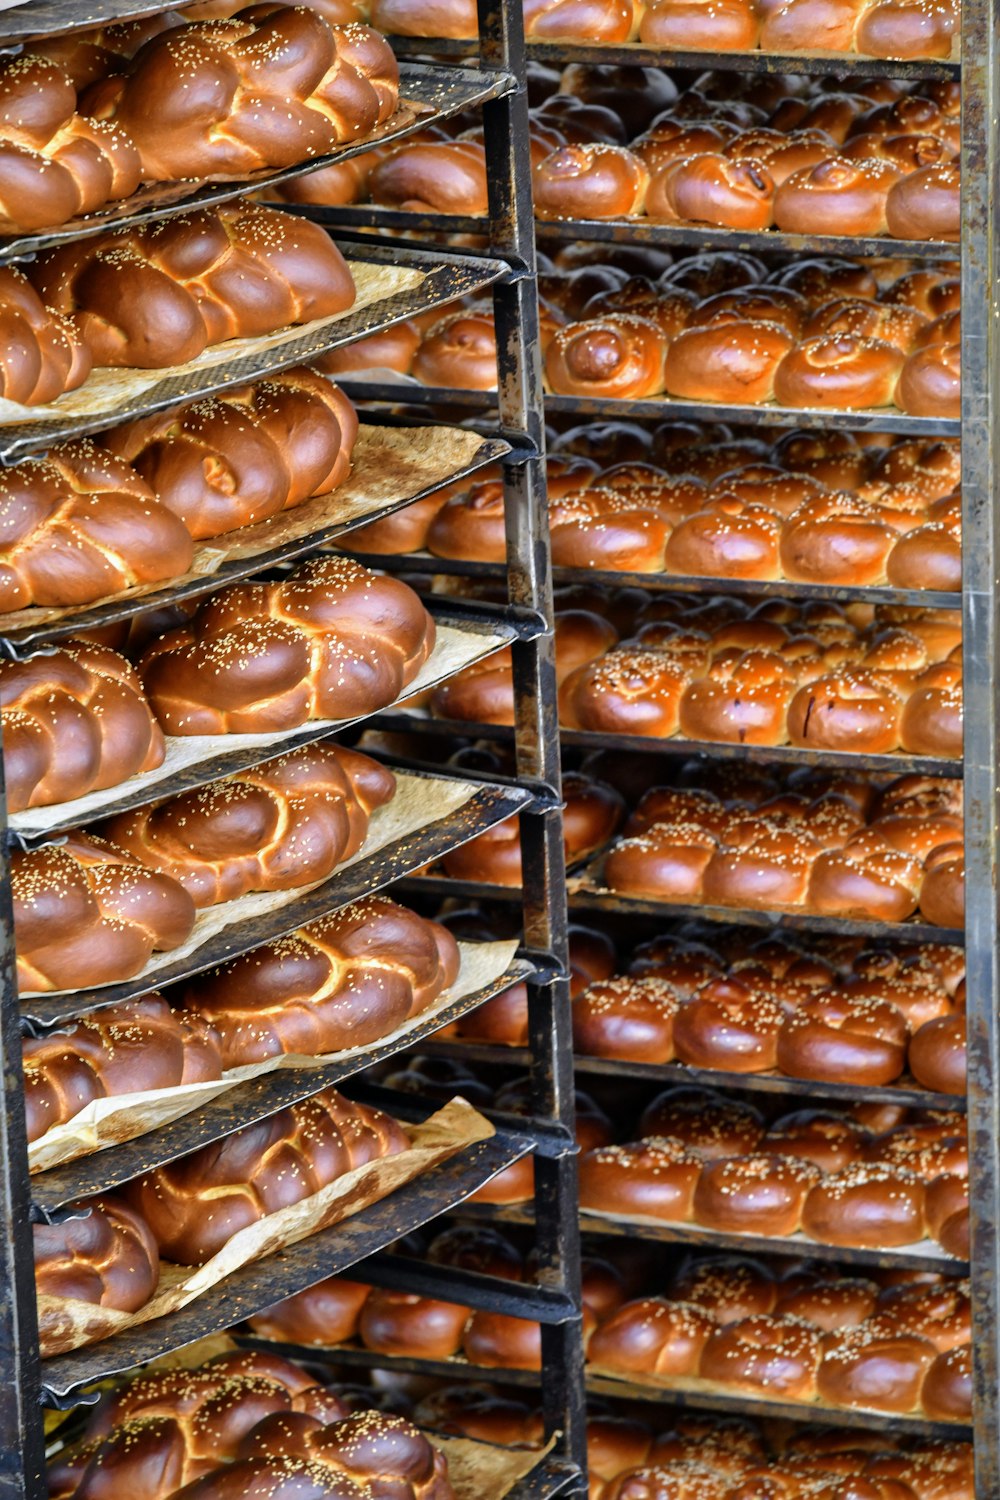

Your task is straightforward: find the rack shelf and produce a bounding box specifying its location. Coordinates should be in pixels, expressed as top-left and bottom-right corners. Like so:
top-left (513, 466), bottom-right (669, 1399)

top-left (0, 243), bottom-right (505, 466)
top-left (38, 1123), bottom-right (535, 1402)
top-left (21, 772), bottom-right (533, 1031)
top-left (416, 1039), bottom-right (965, 1114)
top-left (0, 65), bottom-right (514, 265)
top-left (386, 33), bottom-right (960, 80)
top-left (345, 549), bottom-right (962, 613)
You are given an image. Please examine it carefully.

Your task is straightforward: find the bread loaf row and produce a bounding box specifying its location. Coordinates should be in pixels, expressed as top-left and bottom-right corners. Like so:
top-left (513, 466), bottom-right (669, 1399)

top-left (349, 432), bottom-right (962, 591)
top-left (49, 1347), bottom-right (454, 1500)
top-left (0, 203), bottom-right (354, 405)
top-left (0, 7), bottom-right (399, 233)
top-left (602, 771), bottom-right (964, 925)
top-left (14, 742), bottom-right (395, 992)
top-left (23, 895), bottom-right (459, 1141)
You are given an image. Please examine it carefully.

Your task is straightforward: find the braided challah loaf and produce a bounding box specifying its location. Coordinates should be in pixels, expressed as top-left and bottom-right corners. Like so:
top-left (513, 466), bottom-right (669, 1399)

top-left (22, 994), bottom-right (222, 1143)
top-left (0, 267), bottom-right (92, 405)
top-left (104, 368), bottom-right (358, 540)
top-left (50, 1350), bottom-right (351, 1500)
top-left (229, 1409), bottom-right (454, 1500)
top-left (181, 894), bottom-right (460, 1063)
top-left (83, 8), bottom-right (400, 181)
top-left (30, 202), bottom-right (356, 369)
top-left (0, 53), bottom-right (141, 232)
top-left (136, 557), bottom-right (435, 734)
top-left (34, 1194), bottom-right (159, 1311)
top-left (1, 641), bottom-right (164, 813)
top-left (125, 1086), bottom-right (409, 1262)
top-left (101, 743), bottom-right (396, 908)
top-left (0, 441), bottom-right (193, 612)
top-left (34, 15), bottom-right (177, 90)
top-left (13, 833), bottom-right (197, 993)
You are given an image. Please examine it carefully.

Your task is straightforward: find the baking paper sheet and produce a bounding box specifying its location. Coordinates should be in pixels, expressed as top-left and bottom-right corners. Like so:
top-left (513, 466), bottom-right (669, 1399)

top-left (21, 770), bottom-right (483, 999)
top-left (0, 424), bottom-right (498, 640)
top-left (37, 1096), bottom-right (494, 1358)
top-left (28, 939), bottom-right (519, 1174)
top-left (579, 1206), bottom-right (962, 1264)
top-left (12, 619), bottom-right (510, 839)
top-left (0, 261), bottom-right (424, 426)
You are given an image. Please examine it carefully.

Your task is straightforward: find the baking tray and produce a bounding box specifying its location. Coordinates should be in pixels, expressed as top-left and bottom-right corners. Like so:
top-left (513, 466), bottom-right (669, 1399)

top-left (0, 65), bottom-right (512, 264)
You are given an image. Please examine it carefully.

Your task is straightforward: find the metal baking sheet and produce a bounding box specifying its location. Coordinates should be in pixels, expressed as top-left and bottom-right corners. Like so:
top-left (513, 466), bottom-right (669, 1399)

top-left (20, 770), bottom-right (533, 1029)
top-left (0, 430), bottom-right (508, 655)
top-left (31, 953), bottom-right (533, 1210)
top-left (0, 65), bottom-right (512, 264)
top-left (38, 1124), bottom-right (533, 1399)
top-left (0, 242), bottom-right (505, 464)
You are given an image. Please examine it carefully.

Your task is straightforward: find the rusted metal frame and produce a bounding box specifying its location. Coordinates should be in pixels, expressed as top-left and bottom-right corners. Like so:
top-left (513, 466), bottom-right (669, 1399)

top-left (0, 756), bottom-right (46, 1497)
top-left (958, 0), bottom-right (1000, 1488)
top-left (478, 0), bottom-right (587, 1480)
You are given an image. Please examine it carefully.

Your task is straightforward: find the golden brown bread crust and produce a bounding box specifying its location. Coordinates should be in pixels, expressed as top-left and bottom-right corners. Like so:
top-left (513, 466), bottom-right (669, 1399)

top-left (34, 1194), bottom-right (159, 1311)
top-left (369, 139), bottom-right (488, 215)
top-left (102, 743), bottom-right (396, 908)
top-left (439, 772), bottom-right (624, 884)
top-left (360, 1287), bottom-right (470, 1358)
top-left (104, 368), bottom-right (357, 540)
top-left (0, 640), bottom-right (164, 812)
top-left (13, 832), bottom-right (197, 993)
top-left (30, 202), bottom-right (356, 370)
top-left (534, 144), bottom-right (649, 221)
top-left (370, 0), bottom-right (477, 36)
top-left (411, 307), bottom-right (498, 390)
top-left (83, 10), bottom-right (399, 180)
top-left (137, 557), bottom-right (434, 734)
top-left (22, 995), bottom-right (222, 1143)
top-left (0, 53), bottom-right (141, 232)
top-left (125, 1086), bottom-right (408, 1263)
top-left (248, 1276), bottom-right (371, 1346)
top-left (0, 266), bottom-right (92, 405)
top-left (0, 439), bottom-right (193, 611)
top-left (640, 0), bottom-right (761, 48)
top-left (180, 894), bottom-right (460, 1063)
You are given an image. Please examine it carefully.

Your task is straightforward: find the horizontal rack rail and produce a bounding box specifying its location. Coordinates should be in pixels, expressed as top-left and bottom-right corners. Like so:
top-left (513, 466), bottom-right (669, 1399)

top-left (397, 874), bottom-right (966, 945)
top-left (0, 0), bottom-right (179, 43)
top-left (344, 549), bottom-right (962, 612)
top-left (246, 1340), bottom-right (971, 1439)
top-left (372, 711), bottom-right (964, 780)
top-left (0, 243), bottom-right (505, 465)
top-left (0, 66), bottom-right (513, 265)
top-left (39, 1123), bottom-right (535, 1401)
top-left (339, 381), bottom-right (962, 437)
top-left (21, 772), bottom-right (533, 1031)
top-left (309, 204), bottom-right (959, 265)
top-left (385, 33), bottom-right (961, 79)
top-left (456, 1199), bottom-right (968, 1276)
top-left (0, 436), bottom-right (509, 657)
top-left (31, 956), bottom-right (534, 1213)
top-left (8, 606), bottom-right (516, 841)
top-left (415, 1038), bottom-right (966, 1113)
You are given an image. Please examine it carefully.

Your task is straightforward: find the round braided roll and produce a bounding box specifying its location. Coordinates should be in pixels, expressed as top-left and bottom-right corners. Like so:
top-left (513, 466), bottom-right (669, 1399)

top-left (368, 139), bottom-right (489, 215)
top-left (524, 0), bottom-right (642, 40)
top-left (101, 743), bottom-right (396, 908)
top-left (34, 1194), bottom-right (159, 1311)
top-left (22, 994), bottom-right (222, 1143)
top-left (370, 0), bottom-right (477, 38)
top-left (136, 556), bottom-right (434, 734)
top-left (1, 641), bottom-right (164, 812)
top-left (82, 8), bottom-right (399, 181)
top-left (125, 1086), bottom-right (409, 1262)
top-left (180, 894), bottom-right (460, 1063)
top-left (104, 368), bottom-right (358, 540)
top-left (0, 440), bottom-right (193, 612)
top-left (0, 266), bottom-right (92, 405)
top-left (30, 202), bottom-right (357, 370)
top-left (0, 53), bottom-right (141, 232)
top-left (12, 832), bottom-right (197, 993)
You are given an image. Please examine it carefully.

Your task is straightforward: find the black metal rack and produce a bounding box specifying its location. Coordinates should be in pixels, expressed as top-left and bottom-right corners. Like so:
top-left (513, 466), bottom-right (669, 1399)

top-left (303, 8), bottom-right (989, 1493)
top-left (0, 2), bottom-right (586, 1497)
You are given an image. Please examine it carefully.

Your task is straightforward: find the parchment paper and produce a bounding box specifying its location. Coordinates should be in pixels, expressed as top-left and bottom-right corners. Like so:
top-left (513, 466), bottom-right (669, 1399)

top-left (12, 621), bottom-right (509, 839)
top-left (21, 770), bottom-right (483, 999)
top-left (0, 423), bottom-right (498, 639)
top-left (0, 262), bottom-right (424, 426)
top-left (29, 939), bottom-right (519, 1174)
top-left (37, 1096), bottom-right (494, 1358)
